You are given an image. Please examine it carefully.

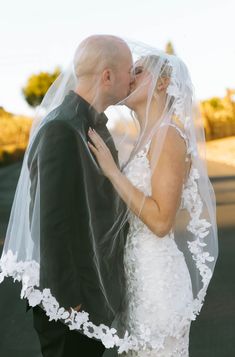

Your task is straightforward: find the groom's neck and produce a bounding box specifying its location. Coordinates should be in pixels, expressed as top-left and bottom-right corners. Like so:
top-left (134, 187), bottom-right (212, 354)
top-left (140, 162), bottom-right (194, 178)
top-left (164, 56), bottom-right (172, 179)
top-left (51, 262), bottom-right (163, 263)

top-left (74, 86), bottom-right (107, 113)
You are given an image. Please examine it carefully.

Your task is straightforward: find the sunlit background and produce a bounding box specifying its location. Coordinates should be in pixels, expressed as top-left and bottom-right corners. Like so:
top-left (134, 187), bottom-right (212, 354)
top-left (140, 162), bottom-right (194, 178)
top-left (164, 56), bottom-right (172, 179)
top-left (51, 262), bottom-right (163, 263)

top-left (1, 0), bottom-right (235, 115)
top-left (1, 0), bottom-right (235, 168)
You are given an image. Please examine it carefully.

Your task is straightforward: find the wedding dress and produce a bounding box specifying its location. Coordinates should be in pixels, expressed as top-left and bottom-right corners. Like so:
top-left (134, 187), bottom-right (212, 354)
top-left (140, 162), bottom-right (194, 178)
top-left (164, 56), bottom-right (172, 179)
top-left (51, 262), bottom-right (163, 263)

top-left (119, 124), bottom-right (194, 357)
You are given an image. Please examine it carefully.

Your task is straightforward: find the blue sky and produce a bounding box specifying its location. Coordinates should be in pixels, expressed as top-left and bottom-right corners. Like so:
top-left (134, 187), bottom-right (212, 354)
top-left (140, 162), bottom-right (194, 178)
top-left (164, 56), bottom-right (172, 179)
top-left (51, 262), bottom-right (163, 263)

top-left (0, 0), bottom-right (234, 115)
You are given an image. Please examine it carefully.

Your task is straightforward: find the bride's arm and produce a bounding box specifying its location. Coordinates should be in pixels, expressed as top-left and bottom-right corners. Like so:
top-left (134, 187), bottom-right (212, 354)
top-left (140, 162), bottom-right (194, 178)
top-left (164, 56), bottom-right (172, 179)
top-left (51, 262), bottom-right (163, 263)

top-left (88, 127), bottom-right (187, 238)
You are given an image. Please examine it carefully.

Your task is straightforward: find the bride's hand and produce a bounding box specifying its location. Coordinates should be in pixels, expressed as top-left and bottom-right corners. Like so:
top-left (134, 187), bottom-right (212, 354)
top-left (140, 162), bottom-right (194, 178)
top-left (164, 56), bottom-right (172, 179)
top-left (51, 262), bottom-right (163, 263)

top-left (88, 128), bottom-right (119, 179)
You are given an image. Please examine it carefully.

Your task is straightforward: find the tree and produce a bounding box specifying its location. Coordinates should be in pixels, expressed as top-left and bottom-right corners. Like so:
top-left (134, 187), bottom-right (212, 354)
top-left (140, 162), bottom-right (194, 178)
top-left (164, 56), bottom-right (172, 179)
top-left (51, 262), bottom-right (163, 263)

top-left (200, 91), bottom-right (235, 139)
top-left (22, 68), bottom-right (61, 107)
top-left (165, 41), bottom-right (175, 55)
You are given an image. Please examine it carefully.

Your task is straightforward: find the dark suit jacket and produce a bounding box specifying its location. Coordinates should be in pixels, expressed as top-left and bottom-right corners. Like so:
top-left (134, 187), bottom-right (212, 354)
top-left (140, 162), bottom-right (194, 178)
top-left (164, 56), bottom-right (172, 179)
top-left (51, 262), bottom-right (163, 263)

top-left (28, 91), bottom-right (128, 326)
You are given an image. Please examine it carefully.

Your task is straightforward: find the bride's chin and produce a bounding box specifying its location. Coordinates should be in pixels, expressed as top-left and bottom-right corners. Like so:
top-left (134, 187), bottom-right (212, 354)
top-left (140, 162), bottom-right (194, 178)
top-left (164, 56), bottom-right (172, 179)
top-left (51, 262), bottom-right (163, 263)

top-left (123, 98), bottom-right (135, 110)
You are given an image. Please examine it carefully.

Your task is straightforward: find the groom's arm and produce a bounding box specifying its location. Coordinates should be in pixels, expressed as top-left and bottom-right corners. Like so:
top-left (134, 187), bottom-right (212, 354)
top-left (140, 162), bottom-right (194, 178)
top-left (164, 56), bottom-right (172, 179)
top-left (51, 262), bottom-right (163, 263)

top-left (38, 120), bottom-right (82, 309)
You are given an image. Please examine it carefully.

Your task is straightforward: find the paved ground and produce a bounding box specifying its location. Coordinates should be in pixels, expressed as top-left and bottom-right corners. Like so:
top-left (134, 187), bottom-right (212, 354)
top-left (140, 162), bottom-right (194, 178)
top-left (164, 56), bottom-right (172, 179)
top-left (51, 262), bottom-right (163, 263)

top-left (0, 162), bottom-right (41, 356)
top-left (0, 161), bottom-right (234, 357)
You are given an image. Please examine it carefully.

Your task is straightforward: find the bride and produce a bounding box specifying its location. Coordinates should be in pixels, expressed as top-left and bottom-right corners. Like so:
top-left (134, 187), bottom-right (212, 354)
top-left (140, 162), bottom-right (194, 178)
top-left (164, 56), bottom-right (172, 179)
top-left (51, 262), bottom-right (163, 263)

top-left (88, 50), bottom-right (218, 356)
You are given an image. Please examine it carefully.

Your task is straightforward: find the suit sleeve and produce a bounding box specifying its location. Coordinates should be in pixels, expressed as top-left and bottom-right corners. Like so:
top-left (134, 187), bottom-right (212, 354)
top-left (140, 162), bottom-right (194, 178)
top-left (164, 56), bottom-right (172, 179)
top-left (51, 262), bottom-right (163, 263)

top-left (37, 121), bottom-right (82, 309)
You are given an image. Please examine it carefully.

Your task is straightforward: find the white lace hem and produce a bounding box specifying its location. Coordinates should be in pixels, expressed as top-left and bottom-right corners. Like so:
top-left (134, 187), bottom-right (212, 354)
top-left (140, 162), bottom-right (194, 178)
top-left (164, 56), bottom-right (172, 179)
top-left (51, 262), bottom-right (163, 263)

top-left (182, 167), bottom-right (215, 315)
top-left (0, 249), bottom-right (140, 353)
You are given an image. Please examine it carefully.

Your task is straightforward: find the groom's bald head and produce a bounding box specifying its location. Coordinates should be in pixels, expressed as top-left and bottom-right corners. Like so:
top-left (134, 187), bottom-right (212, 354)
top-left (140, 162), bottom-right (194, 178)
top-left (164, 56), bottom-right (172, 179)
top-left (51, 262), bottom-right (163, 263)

top-left (73, 35), bottom-right (132, 78)
top-left (74, 35), bottom-right (133, 109)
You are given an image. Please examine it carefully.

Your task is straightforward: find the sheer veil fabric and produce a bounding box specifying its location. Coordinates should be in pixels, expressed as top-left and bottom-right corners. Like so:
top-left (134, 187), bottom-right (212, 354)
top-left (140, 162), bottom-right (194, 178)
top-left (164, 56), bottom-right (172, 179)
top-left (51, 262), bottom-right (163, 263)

top-left (0, 38), bottom-right (218, 354)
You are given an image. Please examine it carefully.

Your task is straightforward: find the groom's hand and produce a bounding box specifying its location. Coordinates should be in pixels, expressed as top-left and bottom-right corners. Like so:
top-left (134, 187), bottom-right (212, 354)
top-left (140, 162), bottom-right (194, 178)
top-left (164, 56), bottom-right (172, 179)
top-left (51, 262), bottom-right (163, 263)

top-left (73, 303), bottom-right (82, 312)
top-left (68, 304), bottom-right (82, 316)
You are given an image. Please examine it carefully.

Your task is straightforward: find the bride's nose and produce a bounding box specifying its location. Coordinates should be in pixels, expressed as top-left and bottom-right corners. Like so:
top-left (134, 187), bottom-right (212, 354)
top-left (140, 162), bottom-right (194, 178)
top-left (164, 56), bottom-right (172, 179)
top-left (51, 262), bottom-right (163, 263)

top-left (130, 69), bottom-right (136, 84)
top-left (130, 74), bottom-right (136, 88)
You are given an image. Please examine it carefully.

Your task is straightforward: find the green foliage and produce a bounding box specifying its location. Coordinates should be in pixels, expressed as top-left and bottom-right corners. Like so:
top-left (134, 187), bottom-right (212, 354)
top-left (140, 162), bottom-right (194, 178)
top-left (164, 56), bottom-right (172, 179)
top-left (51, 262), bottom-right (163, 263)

top-left (200, 91), bottom-right (235, 140)
top-left (0, 108), bottom-right (32, 166)
top-left (206, 97), bottom-right (224, 110)
top-left (0, 107), bottom-right (11, 118)
top-left (22, 68), bottom-right (61, 107)
top-left (0, 148), bottom-right (26, 167)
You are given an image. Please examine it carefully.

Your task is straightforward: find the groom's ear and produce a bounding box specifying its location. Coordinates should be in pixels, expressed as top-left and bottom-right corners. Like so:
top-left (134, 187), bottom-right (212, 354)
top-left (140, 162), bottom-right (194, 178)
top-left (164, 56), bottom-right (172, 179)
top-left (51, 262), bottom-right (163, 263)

top-left (102, 68), bottom-right (113, 86)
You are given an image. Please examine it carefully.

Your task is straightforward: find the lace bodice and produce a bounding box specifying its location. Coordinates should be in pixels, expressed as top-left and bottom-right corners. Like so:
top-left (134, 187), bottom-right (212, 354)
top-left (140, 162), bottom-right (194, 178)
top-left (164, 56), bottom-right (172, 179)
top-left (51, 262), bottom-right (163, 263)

top-left (125, 123), bottom-right (191, 192)
top-left (123, 123), bottom-right (190, 239)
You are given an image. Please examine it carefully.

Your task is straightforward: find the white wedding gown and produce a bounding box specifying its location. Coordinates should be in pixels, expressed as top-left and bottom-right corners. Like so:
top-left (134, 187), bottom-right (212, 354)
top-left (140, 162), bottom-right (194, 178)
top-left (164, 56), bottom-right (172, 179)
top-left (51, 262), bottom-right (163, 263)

top-left (119, 124), bottom-right (193, 357)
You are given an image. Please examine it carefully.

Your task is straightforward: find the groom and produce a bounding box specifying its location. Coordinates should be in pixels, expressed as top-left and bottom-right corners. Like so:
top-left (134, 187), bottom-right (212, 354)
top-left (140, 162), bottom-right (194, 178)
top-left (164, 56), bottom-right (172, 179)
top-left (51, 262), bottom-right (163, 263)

top-left (28, 35), bottom-right (133, 357)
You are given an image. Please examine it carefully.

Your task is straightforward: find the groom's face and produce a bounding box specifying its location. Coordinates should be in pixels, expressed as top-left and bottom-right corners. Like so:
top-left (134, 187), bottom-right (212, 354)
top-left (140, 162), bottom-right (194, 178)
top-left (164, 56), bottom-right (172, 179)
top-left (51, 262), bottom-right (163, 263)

top-left (111, 48), bottom-right (134, 103)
